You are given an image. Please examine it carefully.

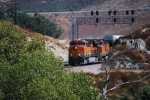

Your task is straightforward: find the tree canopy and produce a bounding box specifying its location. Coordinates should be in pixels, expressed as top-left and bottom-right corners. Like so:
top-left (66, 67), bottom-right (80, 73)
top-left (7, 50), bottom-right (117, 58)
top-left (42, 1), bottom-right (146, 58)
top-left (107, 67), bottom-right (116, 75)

top-left (0, 21), bottom-right (98, 100)
top-left (16, 13), bottom-right (62, 38)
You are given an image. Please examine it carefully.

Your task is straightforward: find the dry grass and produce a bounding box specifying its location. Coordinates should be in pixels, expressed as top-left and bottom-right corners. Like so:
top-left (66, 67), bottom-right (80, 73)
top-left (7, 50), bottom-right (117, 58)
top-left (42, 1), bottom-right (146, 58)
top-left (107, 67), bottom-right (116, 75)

top-left (120, 24), bottom-right (150, 50)
top-left (22, 28), bottom-right (42, 37)
top-left (113, 47), bottom-right (146, 64)
top-left (87, 71), bottom-right (150, 99)
top-left (142, 24), bottom-right (150, 29)
top-left (142, 65), bottom-right (150, 70)
top-left (21, 28), bottom-right (69, 50)
top-left (22, 28), bottom-right (59, 42)
top-left (113, 45), bottom-right (126, 51)
top-left (43, 35), bottom-right (58, 42)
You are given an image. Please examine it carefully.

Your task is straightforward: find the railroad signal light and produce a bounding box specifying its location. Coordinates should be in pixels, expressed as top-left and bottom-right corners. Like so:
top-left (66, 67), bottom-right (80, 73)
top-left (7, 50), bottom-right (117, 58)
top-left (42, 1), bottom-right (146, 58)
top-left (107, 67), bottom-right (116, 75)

top-left (131, 10), bottom-right (134, 15)
top-left (108, 10), bottom-right (111, 15)
top-left (91, 11), bottom-right (94, 16)
top-left (114, 10), bottom-right (117, 15)
top-left (131, 17), bottom-right (134, 23)
top-left (114, 18), bottom-right (116, 23)
top-left (96, 10), bottom-right (99, 16)
top-left (126, 10), bottom-right (129, 15)
top-left (96, 18), bottom-right (99, 23)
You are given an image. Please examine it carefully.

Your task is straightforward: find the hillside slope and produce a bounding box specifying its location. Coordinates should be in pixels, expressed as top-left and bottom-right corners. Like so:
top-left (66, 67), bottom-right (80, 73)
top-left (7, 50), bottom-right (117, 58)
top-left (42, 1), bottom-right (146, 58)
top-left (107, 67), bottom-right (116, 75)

top-left (108, 25), bottom-right (150, 70)
top-left (2, 0), bottom-right (149, 12)
top-left (1, 0), bottom-right (150, 39)
top-left (35, 0), bottom-right (149, 39)
top-left (23, 28), bottom-right (68, 62)
top-left (53, 10), bottom-right (150, 39)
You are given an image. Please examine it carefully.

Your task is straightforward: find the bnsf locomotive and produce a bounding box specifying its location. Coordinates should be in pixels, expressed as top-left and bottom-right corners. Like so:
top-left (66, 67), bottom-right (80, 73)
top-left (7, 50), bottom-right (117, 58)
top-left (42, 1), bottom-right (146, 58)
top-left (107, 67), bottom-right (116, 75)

top-left (68, 38), bottom-right (113, 66)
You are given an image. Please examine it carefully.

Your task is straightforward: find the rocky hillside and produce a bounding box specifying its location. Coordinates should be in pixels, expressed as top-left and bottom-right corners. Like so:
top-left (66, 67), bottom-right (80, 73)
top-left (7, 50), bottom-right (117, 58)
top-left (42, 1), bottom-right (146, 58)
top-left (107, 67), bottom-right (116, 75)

top-left (108, 25), bottom-right (150, 70)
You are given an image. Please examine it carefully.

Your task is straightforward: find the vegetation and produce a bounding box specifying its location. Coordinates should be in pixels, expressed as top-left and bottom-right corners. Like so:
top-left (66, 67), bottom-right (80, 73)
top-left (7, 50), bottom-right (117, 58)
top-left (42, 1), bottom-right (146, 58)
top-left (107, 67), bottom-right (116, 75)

top-left (0, 21), bottom-right (98, 100)
top-left (0, 7), bottom-right (62, 39)
top-left (87, 71), bottom-right (150, 99)
top-left (135, 85), bottom-right (150, 100)
top-left (16, 13), bottom-right (62, 38)
top-left (17, 13), bottom-right (62, 38)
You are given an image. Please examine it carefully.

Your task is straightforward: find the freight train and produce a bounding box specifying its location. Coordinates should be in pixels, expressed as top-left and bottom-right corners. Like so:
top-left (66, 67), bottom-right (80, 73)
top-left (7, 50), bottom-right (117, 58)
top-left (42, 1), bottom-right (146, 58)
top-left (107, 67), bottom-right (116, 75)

top-left (68, 35), bottom-right (123, 66)
top-left (68, 38), bottom-right (110, 66)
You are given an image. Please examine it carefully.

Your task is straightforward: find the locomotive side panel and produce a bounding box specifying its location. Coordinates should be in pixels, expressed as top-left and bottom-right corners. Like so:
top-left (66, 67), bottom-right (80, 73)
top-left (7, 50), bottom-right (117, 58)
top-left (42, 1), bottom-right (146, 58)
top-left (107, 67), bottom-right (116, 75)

top-left (83, 46), bottom-right (92, 56)
top-left (105, 43), bottom-right (111, 54)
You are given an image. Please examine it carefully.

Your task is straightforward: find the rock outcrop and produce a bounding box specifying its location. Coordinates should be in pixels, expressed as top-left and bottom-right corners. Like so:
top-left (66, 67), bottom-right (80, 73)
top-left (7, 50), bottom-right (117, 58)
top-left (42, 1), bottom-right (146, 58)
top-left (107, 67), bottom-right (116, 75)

top-left (107, 27), bottom-right (150, 70)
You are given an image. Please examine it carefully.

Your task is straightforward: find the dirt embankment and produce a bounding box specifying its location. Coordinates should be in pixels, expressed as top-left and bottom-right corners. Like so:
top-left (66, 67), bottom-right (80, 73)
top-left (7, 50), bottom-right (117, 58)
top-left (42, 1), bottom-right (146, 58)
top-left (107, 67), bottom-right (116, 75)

top-left (23, 28), bottom-right (69, 62)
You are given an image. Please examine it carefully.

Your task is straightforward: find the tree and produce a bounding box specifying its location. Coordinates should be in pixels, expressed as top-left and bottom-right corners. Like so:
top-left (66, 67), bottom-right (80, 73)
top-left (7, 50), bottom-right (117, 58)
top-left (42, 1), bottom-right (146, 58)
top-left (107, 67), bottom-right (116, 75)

top-left (0, 20), bottom-right (27, 65)
top-left (71, 72), bottom-right (98, 100)
top-left (100, 55), bottom-right (150, 99)
top-left (16, 13), bottom-right (62, 38)
top-left (5, 0), bottom-right (20, 24)
top-left (0, 21), bottom-right (98, 100)
top-left (0, 10), bottom-right (4, 19)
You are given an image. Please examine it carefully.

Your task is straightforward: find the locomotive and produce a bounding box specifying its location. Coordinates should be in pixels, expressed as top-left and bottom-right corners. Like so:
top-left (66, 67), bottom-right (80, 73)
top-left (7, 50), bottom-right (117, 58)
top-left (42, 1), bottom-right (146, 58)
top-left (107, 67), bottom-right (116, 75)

top-left (68, 38), bottom-right (112, 66)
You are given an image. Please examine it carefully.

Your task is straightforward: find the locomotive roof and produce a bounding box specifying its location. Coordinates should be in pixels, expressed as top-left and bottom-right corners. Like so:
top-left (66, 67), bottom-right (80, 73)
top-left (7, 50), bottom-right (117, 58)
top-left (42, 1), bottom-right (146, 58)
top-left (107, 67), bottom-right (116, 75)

top-left (78, 38), bottom-right (103, 40)
top-left (69, 39), bottom-right (88, 43)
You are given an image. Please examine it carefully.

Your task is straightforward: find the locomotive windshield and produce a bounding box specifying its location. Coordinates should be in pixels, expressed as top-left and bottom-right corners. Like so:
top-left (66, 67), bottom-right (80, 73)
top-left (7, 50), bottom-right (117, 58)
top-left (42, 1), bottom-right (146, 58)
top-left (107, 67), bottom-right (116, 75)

top-left (78, 41), bottom-right (85, 46)
top-left (69, 40), bottom-right (86, 46)
top-left (98, 42), bottom-right (103, 45)
top-left (70, 41), bottom-right (77, 46)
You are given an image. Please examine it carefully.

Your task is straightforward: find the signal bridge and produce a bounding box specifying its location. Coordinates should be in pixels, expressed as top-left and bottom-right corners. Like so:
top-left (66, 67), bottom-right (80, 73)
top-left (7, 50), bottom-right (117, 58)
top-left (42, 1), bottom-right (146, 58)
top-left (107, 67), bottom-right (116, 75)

top-left (77, 16), bottom-right (136, 25)
top-left (71, 9), bottom-right (138, 40)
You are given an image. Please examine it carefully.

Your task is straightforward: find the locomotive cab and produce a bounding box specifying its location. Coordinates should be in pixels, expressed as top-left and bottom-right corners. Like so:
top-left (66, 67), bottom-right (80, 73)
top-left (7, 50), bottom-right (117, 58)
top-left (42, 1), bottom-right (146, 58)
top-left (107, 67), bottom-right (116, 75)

top-left (97, 40), bottom-right (111, 55)
top-left (69, 40), bottom-right (86, 47)
top-left (68, 40), bottom-right (88, 66)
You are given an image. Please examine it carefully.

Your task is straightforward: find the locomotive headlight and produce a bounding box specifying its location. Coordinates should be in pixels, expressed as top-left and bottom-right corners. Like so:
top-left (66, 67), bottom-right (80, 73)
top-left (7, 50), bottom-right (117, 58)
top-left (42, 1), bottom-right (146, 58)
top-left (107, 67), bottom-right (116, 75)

top-left (79, 54), bottom-right (81, 56)
top-left (75, 46), bottom-right (77, 49)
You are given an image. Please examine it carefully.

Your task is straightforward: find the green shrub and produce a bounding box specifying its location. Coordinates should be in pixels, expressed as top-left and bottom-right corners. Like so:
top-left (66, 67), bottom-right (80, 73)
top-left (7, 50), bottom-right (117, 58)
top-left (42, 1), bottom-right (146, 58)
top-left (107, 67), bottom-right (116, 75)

top-left (121, 93), bottom-right (130, 100)
top-left (134, 85), bottom-right (150, 100)
top-left (0, 20), bottom-right (27, 65)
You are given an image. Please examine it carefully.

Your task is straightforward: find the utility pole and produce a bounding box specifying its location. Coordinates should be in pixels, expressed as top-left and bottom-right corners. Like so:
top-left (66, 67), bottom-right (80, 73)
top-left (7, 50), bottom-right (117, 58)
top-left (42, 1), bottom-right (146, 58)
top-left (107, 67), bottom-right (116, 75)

top-left (71, 16), bottom-right (78, 40)
top-left (14, 0), bottom-right (17, 24)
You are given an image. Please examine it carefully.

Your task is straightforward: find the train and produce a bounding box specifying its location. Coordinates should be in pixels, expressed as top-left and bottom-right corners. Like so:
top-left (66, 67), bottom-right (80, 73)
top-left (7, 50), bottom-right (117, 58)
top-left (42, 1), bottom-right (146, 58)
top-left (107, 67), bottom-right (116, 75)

top-left (68, 35), bottom-right (123, 66)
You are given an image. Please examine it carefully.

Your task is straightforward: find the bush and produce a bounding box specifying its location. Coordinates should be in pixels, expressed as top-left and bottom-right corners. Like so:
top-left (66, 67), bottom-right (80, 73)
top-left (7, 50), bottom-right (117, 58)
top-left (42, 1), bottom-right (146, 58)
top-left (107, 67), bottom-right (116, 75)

top-left (0, 20), bottom-right (27, 65)
top-left (134, 85), bottom-right (150, 100)
top-left (121, 93), bottom-right (130, 100)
